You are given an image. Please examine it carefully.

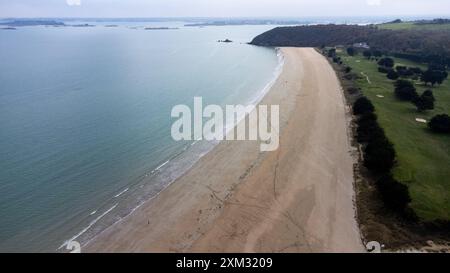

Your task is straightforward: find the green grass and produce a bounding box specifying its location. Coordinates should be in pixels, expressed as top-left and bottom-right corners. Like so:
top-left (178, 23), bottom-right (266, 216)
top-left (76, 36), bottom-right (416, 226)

top-left (378, 22), bottom-right (450, 31)
top-left (338, 53), bottom-right (450, 221)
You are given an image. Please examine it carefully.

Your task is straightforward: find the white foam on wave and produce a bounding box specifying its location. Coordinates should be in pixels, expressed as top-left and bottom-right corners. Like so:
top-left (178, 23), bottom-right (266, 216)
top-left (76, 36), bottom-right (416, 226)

top-left (114, 188), bottom-right (129, 198)
top-left (151, 160), bottom-right (170, 174)
top-left (58, 203), bottom-right (118, 251)
top-left (223, 48), bottom-right (285, 136)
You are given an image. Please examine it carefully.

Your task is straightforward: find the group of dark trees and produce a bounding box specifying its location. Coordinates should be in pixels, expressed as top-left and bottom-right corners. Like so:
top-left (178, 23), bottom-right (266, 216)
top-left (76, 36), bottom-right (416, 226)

top-left (352, 97), bottom-right (411, 212)
top-left (396, 66), bottom-right (423, 79)
top-left (421, 67), bottom-right (448, 86)
top-left (394, 79), bottom-right (419, 101)
top-left (250, 24), bottom-right (450, 67)
top-left (394, 79), bottom-right (436, 112)
top-left (376, 57), bottom-right (442, 113)
top-left (377, 58), bottom-right (424, 81)
top-left (392, 79), bottom-right (450, 134)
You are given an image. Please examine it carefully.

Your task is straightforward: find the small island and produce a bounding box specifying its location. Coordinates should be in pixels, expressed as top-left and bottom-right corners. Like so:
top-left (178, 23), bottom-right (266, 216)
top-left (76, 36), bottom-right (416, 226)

top-left (218, 39), bottom-right (233, 43)
top-left (144, 27), bottom-right (179, 30)
top-left (71, 24), bottom-right (96, 28)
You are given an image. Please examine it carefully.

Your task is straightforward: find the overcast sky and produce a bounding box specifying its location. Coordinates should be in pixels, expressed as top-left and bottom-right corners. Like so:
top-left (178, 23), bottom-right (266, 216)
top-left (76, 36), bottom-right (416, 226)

top-left (1, 0), bottom-right (450, 18)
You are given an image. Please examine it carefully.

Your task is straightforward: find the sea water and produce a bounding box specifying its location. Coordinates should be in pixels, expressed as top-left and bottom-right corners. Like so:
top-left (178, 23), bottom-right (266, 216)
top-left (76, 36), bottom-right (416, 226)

top-left (0, 21), bottom-right (282, 252)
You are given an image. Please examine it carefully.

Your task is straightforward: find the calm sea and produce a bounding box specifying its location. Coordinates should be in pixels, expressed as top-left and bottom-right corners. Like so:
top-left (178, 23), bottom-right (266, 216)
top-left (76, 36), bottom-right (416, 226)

top-left (0, 21), bottom-right (282, 252)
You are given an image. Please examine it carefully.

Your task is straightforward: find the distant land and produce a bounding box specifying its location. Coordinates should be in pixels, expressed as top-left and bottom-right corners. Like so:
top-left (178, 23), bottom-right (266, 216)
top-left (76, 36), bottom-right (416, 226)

top-left (184, 19), bottom-right (304, 27)
top-left (0, 19), bottom-right (65, 27)
top-left (379, 18), bottom-right (450, 30)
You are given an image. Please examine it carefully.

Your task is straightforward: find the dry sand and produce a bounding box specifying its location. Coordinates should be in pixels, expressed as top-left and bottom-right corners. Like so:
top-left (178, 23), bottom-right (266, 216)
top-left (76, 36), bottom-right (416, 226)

top-left (86, 47), bottom-right (364, 253)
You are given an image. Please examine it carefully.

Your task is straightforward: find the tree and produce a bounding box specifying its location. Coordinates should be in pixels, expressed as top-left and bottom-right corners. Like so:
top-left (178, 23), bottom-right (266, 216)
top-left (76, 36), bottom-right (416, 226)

top-left (396, 66), bottom-right (414, 78)
top-left (347, 47), bottom-right (355, 56)
top-left (353, 97), bottom-right (374, 115)
top-left (377, 175), bottom-right (411, 212)
top-left (413, 90), bottom-right (435, 112)
top-left (363, 50), bottom-right (372, 59)
top-left (387, 70), bottom-right (399, 80)
top-left (364, 135), bottom-right (396, 174)
top-left (394, 79), bottom-right (418, 101)
top-left (356, 112), bottom-right (385, 143)
top-left (422, 89), bottom-right (435, 100)
top-left (378, 57), bottom-right (394, 68)
top-left (409, 67), bottom-right (423, 75)
top-left (428, 114), bottom-right (450, 133)
top-left (421, 69), bottom-right (448, 86)
top-left (378, 66), bottom-right (390, 74)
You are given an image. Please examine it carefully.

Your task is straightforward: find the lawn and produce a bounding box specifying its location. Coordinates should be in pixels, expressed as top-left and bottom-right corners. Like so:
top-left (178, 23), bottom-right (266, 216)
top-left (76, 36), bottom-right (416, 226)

top-left (337, 52), bottom-right (450, 221)
top-left (378, 22), bottom-right (450, 31)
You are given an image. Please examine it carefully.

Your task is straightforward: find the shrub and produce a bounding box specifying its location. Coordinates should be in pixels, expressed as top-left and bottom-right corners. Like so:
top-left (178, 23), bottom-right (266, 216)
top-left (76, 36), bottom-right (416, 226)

top-left (364, 135), bottom-right (396, 174)
top-left (394, 79), bottom-right (418, 101)
top-left (429, 114), bottom-right (450, 133)
top-left (328, 48), bottom-right (336, 58)
top-left (377, 175), bottom-right (412, 212)
top-left (345, 66), bottom-right (352, 73)
top-left (387, 70), bottom-right (399, 80)
top-left (347, 86), bottom-right (361, 95)
top-left (378, 66), bottom-right (389, 74)
top-left (353, 96), bottom-right (374, 115)
top-left (344, 72), bottom-right (360, 80)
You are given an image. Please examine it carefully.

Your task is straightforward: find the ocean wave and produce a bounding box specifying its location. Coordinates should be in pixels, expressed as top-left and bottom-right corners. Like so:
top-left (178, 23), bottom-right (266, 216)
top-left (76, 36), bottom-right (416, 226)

top-left (114, 188), bottom-right (129, 198)
top-left (58, 203), bottom-right (118, 251)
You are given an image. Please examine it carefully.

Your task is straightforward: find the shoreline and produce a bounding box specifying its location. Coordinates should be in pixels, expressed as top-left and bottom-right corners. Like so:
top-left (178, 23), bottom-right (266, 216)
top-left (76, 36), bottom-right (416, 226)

top-left (58, 47), bottom-right (284, 251)
top-left (86, 48), bottom-right (364, 253)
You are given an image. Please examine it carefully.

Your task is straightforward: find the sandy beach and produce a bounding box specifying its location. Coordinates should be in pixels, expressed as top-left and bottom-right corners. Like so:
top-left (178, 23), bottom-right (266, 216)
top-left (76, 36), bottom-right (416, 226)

top-left (86, 47), bottom-right (364, 253)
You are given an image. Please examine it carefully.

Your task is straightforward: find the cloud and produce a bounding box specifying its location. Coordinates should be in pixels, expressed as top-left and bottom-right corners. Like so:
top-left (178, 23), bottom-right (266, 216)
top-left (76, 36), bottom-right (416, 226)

top-left (66, 0), bottom-right (81, 6)
top-left (366, 0), bottom-right (382, 6)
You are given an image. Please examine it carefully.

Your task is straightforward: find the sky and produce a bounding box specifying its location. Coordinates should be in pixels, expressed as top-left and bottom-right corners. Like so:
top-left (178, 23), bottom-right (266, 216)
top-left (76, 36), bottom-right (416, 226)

top-left (1, 0), bottom-right (450, 18)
